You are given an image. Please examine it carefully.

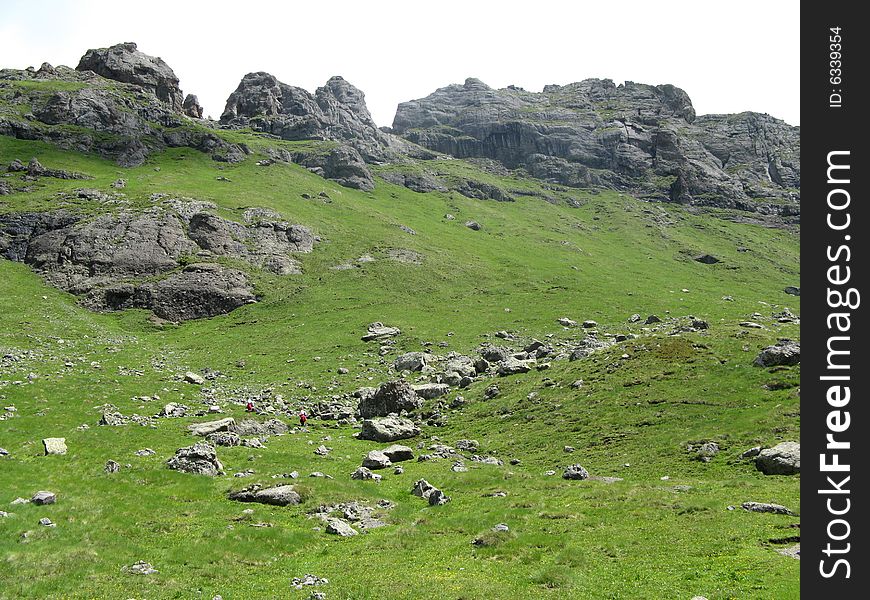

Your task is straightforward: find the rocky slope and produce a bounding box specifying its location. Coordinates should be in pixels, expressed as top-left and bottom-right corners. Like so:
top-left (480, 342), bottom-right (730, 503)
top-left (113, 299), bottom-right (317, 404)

top-left (391, 78), bottom-right (800, 212)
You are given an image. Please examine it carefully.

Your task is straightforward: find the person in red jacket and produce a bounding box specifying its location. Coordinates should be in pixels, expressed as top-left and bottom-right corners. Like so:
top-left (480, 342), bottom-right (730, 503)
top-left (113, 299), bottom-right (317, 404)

top-left (299, 411), bottom-right (308, 427)
top-left (245, 401), bottom-right (254, 413)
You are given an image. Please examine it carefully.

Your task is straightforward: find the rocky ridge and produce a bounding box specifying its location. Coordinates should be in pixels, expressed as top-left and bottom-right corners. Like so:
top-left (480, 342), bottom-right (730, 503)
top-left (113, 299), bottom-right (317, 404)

top-left (391, 78), bottom-right (799, 214)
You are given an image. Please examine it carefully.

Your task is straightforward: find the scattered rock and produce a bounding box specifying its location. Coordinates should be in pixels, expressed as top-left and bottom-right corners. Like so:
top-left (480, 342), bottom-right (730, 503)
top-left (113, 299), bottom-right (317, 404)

top-left (158, 402), bottom-right (187, 417)
top-left (207, 431), bottom-right (241, 447)
top-left (291, 574), bottom-right (329, 589)
top-left (691, 441), bottom-right (720, 463)
top-left (784, 286), bottom-right (800, 296)
top-left (104, 460), bottom-right (120, 473)
top-left (741, 501), bottom-right (795, 515)
top-left (777, 544), bottom-right (801, 559)
top-left (350, 466), bottom-right (382, 481)
top-left (381, 444), bottom-right (414, 462)
top-left (166, 442), bottom-right (224, 476)
top-left (562, 464), bottom-right (590, 480)
top-left (184, 371), bottom-right (205, 385)
top-left (454, 439), bottom-right (479, 453)
top-left (644, 315), bottom-right (662, 325)
top-left (42, 437), bottom-right (67, 455)
top-left (393, 351), bottom-right (427, 372)
top-left (557, 317), bottom-right (577, 327)
top-left (31, 491), bottom-right (56, 505)
top-left (362, 322), bottom-right (401, 342)
top-left (235, 419), bottom-right (288, 436)
top-left (99, 409), bottom-right (126, 426)
top-left (124, 560), bottom-right (159, 576)
top-left (497, 357), bottom-right (532, 376)
top-left (465, 220), bottom-right (482, 231)
top-left (753, 340), bottom-right (800, 367)
top-left (188, 417), bottom-right (236, 436)
top-left (325, 518), bottom-right (358, 537)
top-left (694, 254), bottom-right (720, 264)
top-left (362, 450), bottom-right (392, 470)
top-left (413, 382), bottom-right (451, 399)
top-left (359, 415), bottom-right (420, 442)
top-left (228, 484), bottom-right (301, 506)
top-left (359, 380), bottom-right (422, 418)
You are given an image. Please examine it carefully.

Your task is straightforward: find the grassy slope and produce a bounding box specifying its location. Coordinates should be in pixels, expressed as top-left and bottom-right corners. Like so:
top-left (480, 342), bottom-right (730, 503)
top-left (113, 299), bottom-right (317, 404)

top-left (0, 135), bottom-right (799, 599)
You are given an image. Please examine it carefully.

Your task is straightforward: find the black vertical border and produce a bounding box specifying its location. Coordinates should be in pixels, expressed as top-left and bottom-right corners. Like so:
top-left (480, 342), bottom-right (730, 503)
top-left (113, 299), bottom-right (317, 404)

top-left (802, 3), bottom-right (868, 597)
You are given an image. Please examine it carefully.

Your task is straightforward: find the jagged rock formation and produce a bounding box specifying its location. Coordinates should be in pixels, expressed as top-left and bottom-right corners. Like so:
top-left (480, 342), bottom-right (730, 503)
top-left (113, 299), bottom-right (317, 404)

top-left (183, 94), bottom-right (203, 118)
top-left (392, 78), bottom-right (799, 213)
top-left (220, 72), bottom-right (388, 161)
top-left (0, 201), bottom-right (316, 321)
top-left (76, 42), bottom-right (185, 111)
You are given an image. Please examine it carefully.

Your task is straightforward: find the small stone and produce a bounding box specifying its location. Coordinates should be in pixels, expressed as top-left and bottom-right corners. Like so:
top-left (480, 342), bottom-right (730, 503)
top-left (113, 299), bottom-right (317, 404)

top-left (104, 460), bottom-right (120, 473)
top-left (38, 517), bottom-right (55, 527)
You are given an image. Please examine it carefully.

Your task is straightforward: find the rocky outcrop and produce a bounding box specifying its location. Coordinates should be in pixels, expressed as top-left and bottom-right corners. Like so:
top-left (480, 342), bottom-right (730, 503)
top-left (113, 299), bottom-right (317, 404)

top-left (76, 42), bottom-right (184, 111)
top-left (0, 201), bottom-right (316, 321)
top-left (392, 78), bottom-right (799, 213)
top-left (220, 72), bottom-right (389, 163)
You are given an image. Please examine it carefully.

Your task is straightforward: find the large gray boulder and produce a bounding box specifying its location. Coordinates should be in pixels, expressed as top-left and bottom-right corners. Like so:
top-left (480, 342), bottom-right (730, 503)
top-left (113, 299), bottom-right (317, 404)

top-left (361, 450), bottom-right (392, 470)
top-left (166, 442), bottom-right (223, 476)
top-left (756, 442), bottom-right (800, 475)
top-left (394, 352), bottom-right (427, 372)
top-left (228, 484), bottom-right (301, 506)
top-left (753, 340), bottom-right (800, 367)
top-left (76, 42), bottom-right (184, 112)
top-left (359, 415), bottom-right (420, 442)
top-left (359, 380), bottom-right (422, 419)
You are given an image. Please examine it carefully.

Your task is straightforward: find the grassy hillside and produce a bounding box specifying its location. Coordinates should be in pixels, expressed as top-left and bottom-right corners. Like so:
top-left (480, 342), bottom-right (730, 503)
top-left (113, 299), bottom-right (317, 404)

top-left (0, 133), bottom-right (800, 599)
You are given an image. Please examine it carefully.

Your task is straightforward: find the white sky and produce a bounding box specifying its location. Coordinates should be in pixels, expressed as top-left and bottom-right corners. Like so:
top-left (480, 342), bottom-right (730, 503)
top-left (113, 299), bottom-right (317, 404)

top-left (0, 0), bottom-right (800, 126)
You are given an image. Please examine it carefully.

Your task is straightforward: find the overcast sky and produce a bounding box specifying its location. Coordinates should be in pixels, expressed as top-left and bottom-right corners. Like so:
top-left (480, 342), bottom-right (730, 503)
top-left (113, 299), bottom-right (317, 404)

top-left (0, 0), bottom-right (800, 126)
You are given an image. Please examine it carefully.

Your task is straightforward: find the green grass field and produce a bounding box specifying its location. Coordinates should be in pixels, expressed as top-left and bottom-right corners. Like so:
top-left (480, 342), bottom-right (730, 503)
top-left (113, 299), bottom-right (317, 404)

top-left (0, 133), bottom-right (800, 599)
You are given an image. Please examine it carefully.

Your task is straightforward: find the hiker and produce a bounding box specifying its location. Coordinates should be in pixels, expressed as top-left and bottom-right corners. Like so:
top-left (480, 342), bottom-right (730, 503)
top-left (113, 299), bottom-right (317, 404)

top-left (246, 401), bottom-right (254, 413)
top-left (299, 411), bottom-right (308, 427)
